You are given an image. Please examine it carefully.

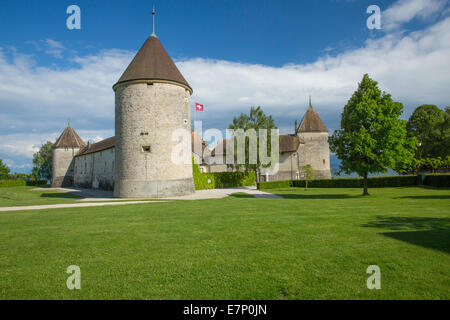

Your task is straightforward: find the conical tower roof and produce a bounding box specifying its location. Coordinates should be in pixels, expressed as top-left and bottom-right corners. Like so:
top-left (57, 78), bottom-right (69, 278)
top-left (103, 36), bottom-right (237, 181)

top-left (54, 126), bottom-right (86, 148)
top-left (298, 105), bottom-right (328, 133)
top-left (113, 36), bottom-right (192, 93)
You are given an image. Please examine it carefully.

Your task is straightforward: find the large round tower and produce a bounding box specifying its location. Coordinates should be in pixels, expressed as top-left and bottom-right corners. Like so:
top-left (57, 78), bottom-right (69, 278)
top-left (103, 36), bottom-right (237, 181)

top-left (112, 17), bottom-right (194, 198)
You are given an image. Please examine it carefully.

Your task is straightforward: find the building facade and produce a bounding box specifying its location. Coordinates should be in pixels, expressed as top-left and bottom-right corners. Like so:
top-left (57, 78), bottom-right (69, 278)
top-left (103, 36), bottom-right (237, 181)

top-left (51, 21), bottom-right (331, 194)
top-left (52, 28), bottom-right (195, 198)
top-left (264, 100), bottom-right (331, 181)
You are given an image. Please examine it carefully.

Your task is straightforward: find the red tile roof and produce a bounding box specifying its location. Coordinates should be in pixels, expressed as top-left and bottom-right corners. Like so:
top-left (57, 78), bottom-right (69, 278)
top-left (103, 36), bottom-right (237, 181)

top-left (54, 126), bottom-right (86, 148)
top-left (298, 108), bottom-right (328, 133)
top-left (113, 36), bottom-right (192, 93)
top-left (75, 136), bottom-right (115, 157)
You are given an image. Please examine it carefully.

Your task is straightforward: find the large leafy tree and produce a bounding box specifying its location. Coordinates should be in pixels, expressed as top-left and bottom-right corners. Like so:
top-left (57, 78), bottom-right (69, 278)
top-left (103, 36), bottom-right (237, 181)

top-left (0, 158), bottom-right (10, 179)
top-left (228, 106), bottom-right (277, 182)
top-left (32, 141), bottom-right (53, 181)
top-left (406, 104), bottom-right (447, 159)
top-left (329, 74), bottom-right (417, 195)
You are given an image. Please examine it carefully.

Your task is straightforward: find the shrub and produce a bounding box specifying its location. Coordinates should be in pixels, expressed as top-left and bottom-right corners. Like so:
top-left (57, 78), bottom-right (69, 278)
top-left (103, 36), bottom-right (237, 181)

top-left (423, 174), bottom-right (450, 187)
top-left (193, 160), bottom-right (255, 190)
top-left (192, 161), bottom-right (215, 190)
top-left (0, 179), bottom-right (26, 187)
top-left (258, 175), bottom-right (420, 189)
top-left (26, 180), bottom-right (48, 186)
top-left (0, 179), bottom-right (47, 188)
top-left (257, 180), bottom-right (292, 190)
top-left (212, 171), bottom-right (255, 188)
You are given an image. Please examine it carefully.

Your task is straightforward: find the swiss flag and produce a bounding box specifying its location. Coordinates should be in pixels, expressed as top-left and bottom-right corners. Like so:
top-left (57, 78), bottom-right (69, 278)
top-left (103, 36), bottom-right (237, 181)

top-left (195, 102), bottom-right (204, 111)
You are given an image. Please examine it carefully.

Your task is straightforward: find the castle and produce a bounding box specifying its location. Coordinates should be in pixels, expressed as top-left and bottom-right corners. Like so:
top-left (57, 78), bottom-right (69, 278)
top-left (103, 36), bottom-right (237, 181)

top-left (197, 97), bottom-right (331, 181)
top-left (51, 17), bottom-right (331, 197)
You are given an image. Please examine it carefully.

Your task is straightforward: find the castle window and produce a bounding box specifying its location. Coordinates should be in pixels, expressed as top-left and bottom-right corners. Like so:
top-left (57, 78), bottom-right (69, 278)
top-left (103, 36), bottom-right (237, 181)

top-left (323, 159), bottom-right (326, 164)
top-left (142, 145), bottom-right (151, 153)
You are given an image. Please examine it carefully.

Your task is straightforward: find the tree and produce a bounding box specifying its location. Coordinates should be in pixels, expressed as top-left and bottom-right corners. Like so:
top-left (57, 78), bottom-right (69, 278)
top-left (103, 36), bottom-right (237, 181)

top-left (228, 106), bottom-right (277, 182)
top-left (329, 74), bottom-right (417, 196)
top-left (406, 104), bottom-right (446, 159)
top-left (0, 158), bottom-right (10, 179)
top-left (32, 141), bottom-right (53, 181)
top-left (300, 164), bottom-right (315, 190)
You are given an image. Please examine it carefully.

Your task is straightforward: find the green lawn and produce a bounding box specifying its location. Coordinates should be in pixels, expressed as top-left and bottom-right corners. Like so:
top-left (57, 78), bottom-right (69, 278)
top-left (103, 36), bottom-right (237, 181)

top-left (0, 186), bottom-right (448, 299)
top-left (0, 186), bottom-right (81, 207)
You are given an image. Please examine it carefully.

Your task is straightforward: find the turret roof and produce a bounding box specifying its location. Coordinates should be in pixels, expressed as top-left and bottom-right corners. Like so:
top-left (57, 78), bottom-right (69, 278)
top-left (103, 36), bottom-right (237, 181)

top-left (298, 108), bottom-right (328, 133)
top-left (54, 126), bottom-right (86, 148)
top-left (113, 36), bottom-right (192, 93)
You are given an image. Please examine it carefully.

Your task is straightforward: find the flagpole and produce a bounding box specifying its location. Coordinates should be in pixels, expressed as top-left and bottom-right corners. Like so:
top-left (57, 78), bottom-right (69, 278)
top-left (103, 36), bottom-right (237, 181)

top-left (193, 103), bottom-right (196, 130)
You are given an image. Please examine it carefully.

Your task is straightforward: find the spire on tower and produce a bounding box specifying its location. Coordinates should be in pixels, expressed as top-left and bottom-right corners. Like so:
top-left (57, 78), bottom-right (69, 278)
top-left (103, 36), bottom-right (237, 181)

top-left (308, 95), bottom-right (313, 109)
top-left (151, 5), bottom-right (157, 37)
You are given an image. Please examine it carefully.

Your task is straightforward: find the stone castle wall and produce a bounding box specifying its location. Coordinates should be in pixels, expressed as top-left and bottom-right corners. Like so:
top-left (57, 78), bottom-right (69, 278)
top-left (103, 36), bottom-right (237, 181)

top-left (73, 148), bottom-right (115, 191)
top-left (51, 147), bottom-right (80, 187)
top-left (263, 132), bottom-right (331, 182)
top-left (114, 82), bottom-right (195, 198)
top-left (297, 132), bottom-right (331, 179)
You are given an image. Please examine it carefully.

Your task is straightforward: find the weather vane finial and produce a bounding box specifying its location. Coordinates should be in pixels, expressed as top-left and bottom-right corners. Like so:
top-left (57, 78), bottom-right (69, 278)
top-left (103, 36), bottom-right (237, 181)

top-left (151, 5), bottom-right (157, 37)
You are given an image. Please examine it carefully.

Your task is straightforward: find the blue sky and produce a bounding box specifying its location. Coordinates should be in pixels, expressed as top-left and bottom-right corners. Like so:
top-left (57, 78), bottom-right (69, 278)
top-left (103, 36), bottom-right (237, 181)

top-left (0, 0), bottom-right (449, 172)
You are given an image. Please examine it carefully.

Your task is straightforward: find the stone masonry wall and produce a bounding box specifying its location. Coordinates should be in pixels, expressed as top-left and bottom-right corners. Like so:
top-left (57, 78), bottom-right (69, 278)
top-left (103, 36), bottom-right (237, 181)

top-left (51, 147), bottom-right (80, 187)
top-left (297, 132), bottom-right (331, 179)
top-left (74, 148), bottom-right (115, 191)
top-left (114, 82), bottom-right (195, 198)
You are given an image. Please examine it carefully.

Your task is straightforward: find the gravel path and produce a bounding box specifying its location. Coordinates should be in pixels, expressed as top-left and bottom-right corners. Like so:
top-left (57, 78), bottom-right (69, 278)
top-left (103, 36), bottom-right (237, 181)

top-left (0, 201), bottom-right (163, 212)
top-left (0, 186), bottom-right (282, 212)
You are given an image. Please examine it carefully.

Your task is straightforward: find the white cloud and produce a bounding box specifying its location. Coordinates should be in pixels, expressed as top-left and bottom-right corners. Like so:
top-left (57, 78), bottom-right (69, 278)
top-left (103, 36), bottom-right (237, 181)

top-left (1, 2), bottom-right (450, 171)
top-left (383, 0), bottom-right (448, 30)
top-left (180, 16), bottom-right (450, 119)
top-left (44, 39), bottom-right (66, 59)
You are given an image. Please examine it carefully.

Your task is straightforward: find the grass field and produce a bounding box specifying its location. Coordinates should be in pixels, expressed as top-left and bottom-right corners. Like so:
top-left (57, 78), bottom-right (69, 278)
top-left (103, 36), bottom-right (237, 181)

top-left (0, 186), bottom-right (448, 299)
top-left (0, 186), bottom-right (81, 207)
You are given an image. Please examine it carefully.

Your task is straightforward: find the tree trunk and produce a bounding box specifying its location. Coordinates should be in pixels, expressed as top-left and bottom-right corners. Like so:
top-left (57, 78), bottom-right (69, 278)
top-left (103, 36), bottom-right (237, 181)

top-left (363, 172), bottom-right (369, 196)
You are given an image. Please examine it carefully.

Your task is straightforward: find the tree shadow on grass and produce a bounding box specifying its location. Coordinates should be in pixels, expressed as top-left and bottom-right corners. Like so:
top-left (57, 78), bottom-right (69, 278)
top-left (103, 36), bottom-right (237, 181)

top-left (382, 229), bottom-right (450, 254)
top-left (362, 216), bottom-right (450, 230)
top-left (362, 216), bottom-right (450, 254)
top-left (229, 193), bottom-right (255, 199)
top-left (395, 195), bottom-right (450, 200)
top-left (273, 194), bottom-right (358, 200)
top-left (40, 192), bottom-right (82, 199)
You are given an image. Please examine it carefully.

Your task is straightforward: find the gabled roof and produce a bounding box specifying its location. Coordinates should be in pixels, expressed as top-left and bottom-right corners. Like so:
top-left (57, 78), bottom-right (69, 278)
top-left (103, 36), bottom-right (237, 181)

top-left (191, 131), bottom-right (209, 156)
top-left (280, 134), bottom-right (302, 153)
top-left (113, 36), bottom-right (192, 93)
top-left (298, 108), bottom-right (328, 133)
top-left (76, 137), bottom-right (115, 157)
top-left (54, 126), bottom-right (86, 148)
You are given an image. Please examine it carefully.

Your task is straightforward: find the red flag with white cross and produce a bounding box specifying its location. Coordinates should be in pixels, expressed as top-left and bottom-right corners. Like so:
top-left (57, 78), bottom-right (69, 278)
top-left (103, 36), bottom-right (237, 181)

top-left (195, 102), bottom-right (204, 111)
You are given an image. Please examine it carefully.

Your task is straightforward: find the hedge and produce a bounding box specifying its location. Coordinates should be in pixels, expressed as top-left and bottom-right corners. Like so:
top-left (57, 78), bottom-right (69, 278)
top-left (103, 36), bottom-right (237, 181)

top-left (193, 161), bottom-right (256, 190)
top-left (0, 179), bottom-right (47, 188)
top-left (423, 174), bottom-right (450, 187)
top-left (258, 175), bottom-right (426, 190)
top-left (256, 180), bottom-right (292, 190)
